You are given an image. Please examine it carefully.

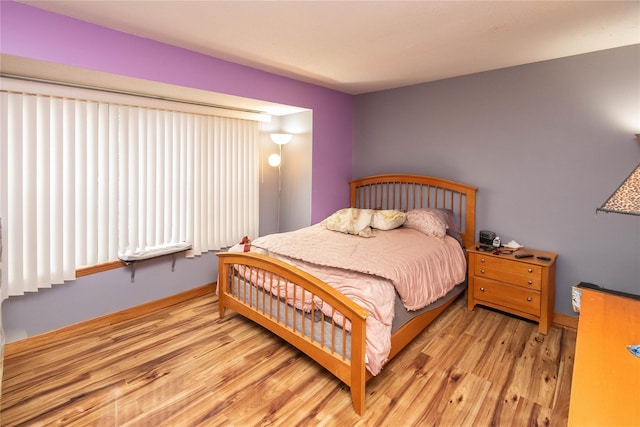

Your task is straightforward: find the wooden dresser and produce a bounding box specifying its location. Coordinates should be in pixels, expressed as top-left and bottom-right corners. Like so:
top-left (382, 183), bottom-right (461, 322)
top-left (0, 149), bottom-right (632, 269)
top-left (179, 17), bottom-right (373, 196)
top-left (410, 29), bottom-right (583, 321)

top-left (568, 287), bottom-right (640, 426)
top-left (467, 244), bottom-right (557, 334)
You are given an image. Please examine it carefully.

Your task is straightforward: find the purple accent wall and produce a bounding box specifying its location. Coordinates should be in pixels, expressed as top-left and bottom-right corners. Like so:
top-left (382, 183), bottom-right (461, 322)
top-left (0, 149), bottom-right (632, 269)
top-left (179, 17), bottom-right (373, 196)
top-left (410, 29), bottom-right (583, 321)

top-left (0, 1), bottom-right (353, 222)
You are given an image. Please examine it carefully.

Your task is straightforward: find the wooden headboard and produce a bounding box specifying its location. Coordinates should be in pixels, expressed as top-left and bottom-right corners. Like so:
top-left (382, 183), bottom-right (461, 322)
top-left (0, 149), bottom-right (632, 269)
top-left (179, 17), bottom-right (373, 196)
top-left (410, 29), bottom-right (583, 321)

top-left (350, 174), bottom-right (477, 249)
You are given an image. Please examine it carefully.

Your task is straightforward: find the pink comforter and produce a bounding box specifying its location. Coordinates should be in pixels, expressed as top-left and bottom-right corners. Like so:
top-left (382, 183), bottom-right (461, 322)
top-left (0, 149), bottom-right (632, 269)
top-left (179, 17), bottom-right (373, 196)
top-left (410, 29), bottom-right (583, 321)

top-left (241, 224), bottom-right (466, 375)
top-left (251, 224), bottom-right (466, 310)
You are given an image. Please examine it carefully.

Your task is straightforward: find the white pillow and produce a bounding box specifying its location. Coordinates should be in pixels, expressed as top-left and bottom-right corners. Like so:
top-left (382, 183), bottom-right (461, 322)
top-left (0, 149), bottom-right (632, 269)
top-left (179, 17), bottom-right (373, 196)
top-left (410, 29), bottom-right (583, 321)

top-left (322, 208), bottom-right (374, 237)
top-left (371, 209), bottom-right (406, 230)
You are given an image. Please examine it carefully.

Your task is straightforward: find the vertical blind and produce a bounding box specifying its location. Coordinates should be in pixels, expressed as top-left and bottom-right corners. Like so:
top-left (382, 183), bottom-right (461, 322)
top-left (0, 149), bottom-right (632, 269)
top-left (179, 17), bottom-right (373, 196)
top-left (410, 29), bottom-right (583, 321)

top-left (0, 87), bottom-right (259, 298)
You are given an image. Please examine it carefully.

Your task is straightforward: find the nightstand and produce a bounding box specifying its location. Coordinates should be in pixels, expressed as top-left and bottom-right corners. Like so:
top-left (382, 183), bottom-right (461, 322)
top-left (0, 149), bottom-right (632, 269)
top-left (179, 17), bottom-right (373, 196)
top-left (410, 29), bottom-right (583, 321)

top-left (467, 244), bottom-right (557, 334)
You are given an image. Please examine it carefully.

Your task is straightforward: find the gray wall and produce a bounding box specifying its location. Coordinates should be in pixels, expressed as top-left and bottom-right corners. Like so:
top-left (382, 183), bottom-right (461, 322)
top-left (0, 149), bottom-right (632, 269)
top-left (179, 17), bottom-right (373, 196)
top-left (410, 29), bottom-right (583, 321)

top-left (280, 111), bottom-right (314, 232)
top-left (354, 45), bottom-right (640, 316)
top-left (2, 252), bottom-right (217, 342)
top-left (259, 110), bottom-right (313, 237)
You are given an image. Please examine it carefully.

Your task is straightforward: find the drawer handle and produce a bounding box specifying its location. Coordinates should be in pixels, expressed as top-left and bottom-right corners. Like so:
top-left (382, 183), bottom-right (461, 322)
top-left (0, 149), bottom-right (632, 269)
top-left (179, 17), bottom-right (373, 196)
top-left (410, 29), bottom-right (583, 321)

top-left (480, 269), bottom-right (485, 274)
top-left (480, 287), bottom-right (485, 292)
top-left (527, 297), bottom-right (533, 302)
top-left (528, 280), bottom-right (533, 285)
top-left (480, 258), bottom-right (485, 263)
top-left (528, 268), bottom-right (533, 273)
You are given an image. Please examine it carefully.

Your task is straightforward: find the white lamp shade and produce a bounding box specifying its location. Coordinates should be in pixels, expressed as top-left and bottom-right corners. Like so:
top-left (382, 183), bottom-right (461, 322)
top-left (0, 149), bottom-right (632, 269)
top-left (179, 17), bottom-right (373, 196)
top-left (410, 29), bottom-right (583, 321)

top-left (270, 133), bottom-right (293, 145)
top-left (268, 153), bottom-right (281, 167)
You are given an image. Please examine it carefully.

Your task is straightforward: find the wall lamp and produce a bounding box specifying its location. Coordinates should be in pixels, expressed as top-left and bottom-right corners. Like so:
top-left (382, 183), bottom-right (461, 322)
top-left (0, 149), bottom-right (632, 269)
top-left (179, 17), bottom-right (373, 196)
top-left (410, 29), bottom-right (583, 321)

top-left (268, 133), bottom-right (293, 167)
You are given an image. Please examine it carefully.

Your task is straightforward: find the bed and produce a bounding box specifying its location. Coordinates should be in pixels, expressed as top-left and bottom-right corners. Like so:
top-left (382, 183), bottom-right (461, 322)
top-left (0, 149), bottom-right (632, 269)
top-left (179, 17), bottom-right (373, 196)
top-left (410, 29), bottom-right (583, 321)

top-left (216, 174), bottom-right (477, 415)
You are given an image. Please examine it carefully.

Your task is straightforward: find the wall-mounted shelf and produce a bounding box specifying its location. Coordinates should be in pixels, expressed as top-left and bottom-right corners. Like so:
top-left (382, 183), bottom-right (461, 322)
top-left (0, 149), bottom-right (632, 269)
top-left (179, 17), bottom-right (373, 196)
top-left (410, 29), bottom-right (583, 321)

top-left (118, 242), bottom-right (192, 282)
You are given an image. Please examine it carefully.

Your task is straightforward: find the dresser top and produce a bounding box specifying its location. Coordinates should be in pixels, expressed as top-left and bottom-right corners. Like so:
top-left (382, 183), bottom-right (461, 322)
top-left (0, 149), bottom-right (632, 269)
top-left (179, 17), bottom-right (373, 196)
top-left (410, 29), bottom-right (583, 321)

top-left (467, 243), bottom-right (557, 266)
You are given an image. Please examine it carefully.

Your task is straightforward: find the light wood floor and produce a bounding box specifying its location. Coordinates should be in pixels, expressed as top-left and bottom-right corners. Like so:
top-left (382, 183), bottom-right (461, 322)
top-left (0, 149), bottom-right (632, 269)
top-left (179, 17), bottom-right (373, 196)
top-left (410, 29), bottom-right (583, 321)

top-left (1, 289), bottom-right (576, 426)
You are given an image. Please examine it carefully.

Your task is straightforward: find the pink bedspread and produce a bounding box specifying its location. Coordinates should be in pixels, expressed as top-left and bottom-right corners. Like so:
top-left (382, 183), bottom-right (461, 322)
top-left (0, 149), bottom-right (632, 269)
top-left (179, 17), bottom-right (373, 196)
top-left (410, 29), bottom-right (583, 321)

top-left (239, 224), bottom-right (466, 375)
top-left (251, 224), bottom-right (466, 310)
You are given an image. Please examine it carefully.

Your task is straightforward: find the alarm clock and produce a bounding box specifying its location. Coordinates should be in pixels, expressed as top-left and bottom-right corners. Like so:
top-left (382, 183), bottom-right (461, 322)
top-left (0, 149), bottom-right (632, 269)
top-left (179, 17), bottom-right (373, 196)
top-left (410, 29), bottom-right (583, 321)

top-left (479, 230), bottom-right (497, 246)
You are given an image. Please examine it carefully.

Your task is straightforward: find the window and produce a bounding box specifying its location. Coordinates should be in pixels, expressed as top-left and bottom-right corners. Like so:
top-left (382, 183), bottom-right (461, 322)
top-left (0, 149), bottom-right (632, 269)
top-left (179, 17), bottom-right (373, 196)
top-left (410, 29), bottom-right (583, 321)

top-left (0, 78), bottom-right (260, 298)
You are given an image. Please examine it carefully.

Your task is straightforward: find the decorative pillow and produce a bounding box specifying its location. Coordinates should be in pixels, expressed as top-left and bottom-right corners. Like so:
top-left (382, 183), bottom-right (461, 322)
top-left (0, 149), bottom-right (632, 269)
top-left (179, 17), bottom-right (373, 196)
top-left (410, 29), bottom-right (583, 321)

top-left (371, 209), bottom-right (406, 230)
top-left (322, 208), bottom-right (374, 237)
top-left (404, 208), bottom-right (448, 238)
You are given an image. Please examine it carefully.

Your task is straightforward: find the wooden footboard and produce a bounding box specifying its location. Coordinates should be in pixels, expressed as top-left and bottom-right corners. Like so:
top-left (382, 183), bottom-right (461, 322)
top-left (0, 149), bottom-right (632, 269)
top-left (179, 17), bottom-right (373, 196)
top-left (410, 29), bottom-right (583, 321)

top-left (217, 251), bottom-right (370, 414)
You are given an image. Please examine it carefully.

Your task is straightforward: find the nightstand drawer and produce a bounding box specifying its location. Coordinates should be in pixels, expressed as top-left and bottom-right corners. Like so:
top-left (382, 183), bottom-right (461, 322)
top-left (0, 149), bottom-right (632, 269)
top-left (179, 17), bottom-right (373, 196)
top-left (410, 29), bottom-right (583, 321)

top-left (473, 277), bottom-right (541, 316)
top-left (474, 256), bottom-right (542, 290)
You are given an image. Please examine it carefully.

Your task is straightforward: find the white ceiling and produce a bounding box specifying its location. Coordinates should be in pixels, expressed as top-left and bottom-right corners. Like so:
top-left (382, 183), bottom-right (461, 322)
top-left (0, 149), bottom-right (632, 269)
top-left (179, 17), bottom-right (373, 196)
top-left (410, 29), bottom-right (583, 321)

top-left (18, 0), bottom-right (640, 95)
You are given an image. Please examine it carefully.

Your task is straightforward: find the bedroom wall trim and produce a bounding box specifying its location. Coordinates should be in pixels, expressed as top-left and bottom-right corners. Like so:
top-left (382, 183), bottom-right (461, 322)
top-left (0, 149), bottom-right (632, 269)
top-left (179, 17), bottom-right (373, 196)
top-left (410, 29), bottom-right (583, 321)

top-left (3, 283), bottom-right (215, 358)
top-left (75, 260), bottom-right (125, 277)
top-left (553, 311), bottom-right (578, 330)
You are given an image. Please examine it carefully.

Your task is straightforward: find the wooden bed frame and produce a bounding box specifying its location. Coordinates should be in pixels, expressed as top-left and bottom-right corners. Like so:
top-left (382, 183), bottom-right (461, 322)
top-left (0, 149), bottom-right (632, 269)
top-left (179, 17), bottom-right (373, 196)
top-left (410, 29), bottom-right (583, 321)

top-left (217, 174), bottom-right (477, 415)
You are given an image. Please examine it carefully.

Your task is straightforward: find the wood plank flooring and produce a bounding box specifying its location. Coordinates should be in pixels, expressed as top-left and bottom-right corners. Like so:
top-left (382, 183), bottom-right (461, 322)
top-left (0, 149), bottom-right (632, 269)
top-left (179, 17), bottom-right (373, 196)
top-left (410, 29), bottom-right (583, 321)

top-left (1, 289), bottom-right (576, 426)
